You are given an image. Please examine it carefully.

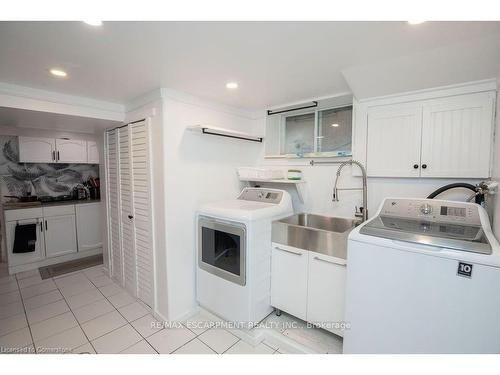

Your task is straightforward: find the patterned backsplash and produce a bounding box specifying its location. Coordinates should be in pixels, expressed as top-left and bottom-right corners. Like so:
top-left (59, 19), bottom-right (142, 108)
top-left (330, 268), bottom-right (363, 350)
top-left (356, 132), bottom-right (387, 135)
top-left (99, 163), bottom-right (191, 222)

top-left (0, 135), bottom-right (99, 203)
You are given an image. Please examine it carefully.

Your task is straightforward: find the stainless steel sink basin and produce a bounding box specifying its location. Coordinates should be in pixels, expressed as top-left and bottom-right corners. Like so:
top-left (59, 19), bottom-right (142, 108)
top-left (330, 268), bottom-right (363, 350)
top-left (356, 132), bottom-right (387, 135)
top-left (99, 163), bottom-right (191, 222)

top-left (279, 213), bottom-right (360, 233)
top-left (272, 214), bottom-right (361, 260)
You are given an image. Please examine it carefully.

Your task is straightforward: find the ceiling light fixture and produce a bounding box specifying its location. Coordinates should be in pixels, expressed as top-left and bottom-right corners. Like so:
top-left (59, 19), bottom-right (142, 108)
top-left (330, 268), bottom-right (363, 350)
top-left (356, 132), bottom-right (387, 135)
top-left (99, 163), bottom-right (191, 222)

top-left (226, 82), bottom-right (238, 89)
top-left (331, 123), bottom-right (339, 127)
top-left (83, 21), bottom-right (103, 26)
top-left (407, 20), bottom-right (426, 25)
top-left (49, 69), bottom-right (67, 77)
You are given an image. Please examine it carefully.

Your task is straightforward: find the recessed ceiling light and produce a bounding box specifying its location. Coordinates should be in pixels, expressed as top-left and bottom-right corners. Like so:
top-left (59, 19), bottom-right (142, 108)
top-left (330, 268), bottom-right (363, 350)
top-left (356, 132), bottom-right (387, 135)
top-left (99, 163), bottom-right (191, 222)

top-left (407, 21), bottom-right (426, 25)
top-left (226, 82), bottom-right (238, 89)
top-left (83, 21), bottom-right (103, 26)
top-left (331, 123), bottom-right (339, 127)
top-left (49, 69), bottom-right (67, 77)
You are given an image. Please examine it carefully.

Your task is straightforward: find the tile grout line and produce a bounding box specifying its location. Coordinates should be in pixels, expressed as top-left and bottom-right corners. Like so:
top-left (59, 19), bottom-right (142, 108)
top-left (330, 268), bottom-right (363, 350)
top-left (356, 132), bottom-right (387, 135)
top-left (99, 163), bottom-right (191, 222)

top-left (15, 273), bottom-right (35, 353)
top-left (55, 280), bottom-right (98, 353)
top-left (85, 270), bottom-right (158, 353)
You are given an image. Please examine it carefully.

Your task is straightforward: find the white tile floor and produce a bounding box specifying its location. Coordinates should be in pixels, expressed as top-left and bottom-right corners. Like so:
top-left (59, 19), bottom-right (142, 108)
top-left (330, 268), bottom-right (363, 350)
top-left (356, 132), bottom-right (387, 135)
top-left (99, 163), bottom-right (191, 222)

top-left (0, 265), bottom-right (296, 354)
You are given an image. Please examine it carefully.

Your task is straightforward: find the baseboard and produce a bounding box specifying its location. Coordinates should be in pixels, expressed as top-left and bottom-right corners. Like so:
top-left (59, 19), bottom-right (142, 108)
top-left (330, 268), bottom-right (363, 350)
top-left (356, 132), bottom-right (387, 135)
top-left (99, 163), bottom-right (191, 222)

top-left (8, 248), bottom-right (103, 275)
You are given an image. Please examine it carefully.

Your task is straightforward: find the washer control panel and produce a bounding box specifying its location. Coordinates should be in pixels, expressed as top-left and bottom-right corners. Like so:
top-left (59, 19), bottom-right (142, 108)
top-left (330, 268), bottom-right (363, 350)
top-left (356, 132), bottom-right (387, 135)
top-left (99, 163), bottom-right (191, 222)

top-left (380, 198), bottom-right (480, 225)
top-left (237, 188), bottom-right (283, 204)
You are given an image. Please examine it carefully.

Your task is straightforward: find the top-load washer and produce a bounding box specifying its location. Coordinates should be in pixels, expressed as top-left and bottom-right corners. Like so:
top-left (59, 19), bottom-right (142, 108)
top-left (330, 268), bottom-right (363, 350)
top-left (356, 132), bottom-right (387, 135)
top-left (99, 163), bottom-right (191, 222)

top-left (344, 197), bottom-right (500, 353)
top-left (196, 187), bottom-right (293, 326)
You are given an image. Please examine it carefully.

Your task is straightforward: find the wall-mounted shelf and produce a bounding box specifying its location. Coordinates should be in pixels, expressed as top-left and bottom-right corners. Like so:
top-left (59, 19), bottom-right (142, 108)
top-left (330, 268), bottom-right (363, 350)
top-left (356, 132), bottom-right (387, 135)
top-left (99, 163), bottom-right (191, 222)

top-left (239, 178), bottom-right (306, 203)
top-left (187, 125), bottom-right (264, 143)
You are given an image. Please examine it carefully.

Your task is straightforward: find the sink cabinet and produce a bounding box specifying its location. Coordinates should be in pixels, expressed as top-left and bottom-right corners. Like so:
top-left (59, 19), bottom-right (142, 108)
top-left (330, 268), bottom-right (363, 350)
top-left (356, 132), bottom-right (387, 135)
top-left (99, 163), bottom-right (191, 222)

top-left (306, 252), bottom-right (346, 336)
top-left (271, 244), bottom-right (309, 321)
top-left (271, 242), bottom-right (347, 336)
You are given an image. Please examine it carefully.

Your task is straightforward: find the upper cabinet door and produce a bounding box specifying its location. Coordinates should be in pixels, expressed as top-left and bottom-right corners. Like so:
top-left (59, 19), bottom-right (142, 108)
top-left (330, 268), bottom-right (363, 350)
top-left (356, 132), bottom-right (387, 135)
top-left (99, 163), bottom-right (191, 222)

top-left (87, 141), bottom-right (100, 164)
top-left (366, 104), bottom-right (423, 177)
top-left (56, 139), bottom-right (87, 163)
top-left (18, 137), bottom-right (56, 163)
top-left (420, 92), bottom-right (495, 178)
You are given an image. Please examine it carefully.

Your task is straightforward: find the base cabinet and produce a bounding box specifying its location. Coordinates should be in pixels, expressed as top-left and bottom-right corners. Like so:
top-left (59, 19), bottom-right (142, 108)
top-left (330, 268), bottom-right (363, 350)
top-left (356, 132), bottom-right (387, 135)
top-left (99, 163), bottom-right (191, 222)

top-left (76, 203), bottom-right (102, 251)
top-left (271, 245), bottom-right (309, 320)
top-left (5, 218), bottom-right (45, 266)
top-left (306, 252), bottom-right (346, 336)
top-left (44, 215), bottom-right (78, 258)
top-left (271, 243), bottom-right (347, 337)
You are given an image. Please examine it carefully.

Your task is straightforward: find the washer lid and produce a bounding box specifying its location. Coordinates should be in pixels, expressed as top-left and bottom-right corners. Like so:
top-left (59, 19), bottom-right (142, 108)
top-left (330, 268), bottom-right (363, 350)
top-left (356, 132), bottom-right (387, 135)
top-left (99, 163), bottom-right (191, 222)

top-left (360, 215), bottom-right (491, 255)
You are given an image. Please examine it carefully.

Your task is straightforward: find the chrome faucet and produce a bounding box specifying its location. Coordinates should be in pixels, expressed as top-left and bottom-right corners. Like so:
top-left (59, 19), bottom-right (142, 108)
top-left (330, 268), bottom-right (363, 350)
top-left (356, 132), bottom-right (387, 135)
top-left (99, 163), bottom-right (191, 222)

top-left (333, 160), bottom-right (368, 222)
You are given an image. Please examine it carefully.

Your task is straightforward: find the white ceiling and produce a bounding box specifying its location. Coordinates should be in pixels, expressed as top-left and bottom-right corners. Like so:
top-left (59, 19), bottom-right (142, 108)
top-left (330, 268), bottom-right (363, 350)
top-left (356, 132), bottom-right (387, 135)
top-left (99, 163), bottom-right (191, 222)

top-left (0, 21), bottom-right (499, 110)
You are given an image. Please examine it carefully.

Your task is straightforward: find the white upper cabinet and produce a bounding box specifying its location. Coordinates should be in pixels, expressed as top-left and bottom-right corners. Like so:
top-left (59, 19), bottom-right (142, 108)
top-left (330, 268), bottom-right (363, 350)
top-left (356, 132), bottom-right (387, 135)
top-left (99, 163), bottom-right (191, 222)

top-left (56, 139), bottom-right (87, 163)
top-left (18, 137), bottom-right (57, 163)
top-left (420, 92), bottom-right (494, 178)
top-left (366, 104), bottom-right (422, 177)
top-left (357, 85), bottom-right (496, 178)
top-left (87, 140), bottom-right (100, 164)
top-left (18, 137), bottom-right (99, 164)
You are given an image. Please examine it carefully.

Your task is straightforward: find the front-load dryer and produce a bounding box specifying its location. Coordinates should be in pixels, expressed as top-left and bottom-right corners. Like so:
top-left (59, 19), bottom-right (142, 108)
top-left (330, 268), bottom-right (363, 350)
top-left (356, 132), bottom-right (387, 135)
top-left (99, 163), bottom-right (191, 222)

top-left (196, 187), bottom-right (293, 327)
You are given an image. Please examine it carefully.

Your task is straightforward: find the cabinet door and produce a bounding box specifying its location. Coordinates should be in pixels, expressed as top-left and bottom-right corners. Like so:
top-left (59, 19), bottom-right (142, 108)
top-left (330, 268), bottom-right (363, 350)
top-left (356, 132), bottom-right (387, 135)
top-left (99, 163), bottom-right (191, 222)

top-left (106, 130), bottom-right (124, 284)
top-left (307, 252), bottom-right (346, 337)
top-left (118, 126), bottom-right (137, 297)
top-left (6, 219), bottom-right (45, 266)
top-left (271, 244), bottom-right (309, 320)
top-left (130, 120), bottom-right (154, 307)
top-left (56, 139), bottom-right (87, 163)
top-left (87, 141), bottom-right (100, 164)
top-left (420, 92), bottom-right (494, 178)
top-left (366, 104), bottom-right (422, 177)
top-left (75, 203), bottom-right (102, 251)
top-left (18, 137), bottom-right (56, 163)
top-left (44, 215), bottom-right (78, 258)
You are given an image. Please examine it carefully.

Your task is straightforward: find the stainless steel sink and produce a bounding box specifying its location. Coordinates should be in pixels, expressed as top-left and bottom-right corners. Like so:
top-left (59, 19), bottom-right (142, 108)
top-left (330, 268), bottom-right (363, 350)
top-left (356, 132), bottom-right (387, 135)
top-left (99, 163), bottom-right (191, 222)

top-left (272, 214), bottom-right (361, 260)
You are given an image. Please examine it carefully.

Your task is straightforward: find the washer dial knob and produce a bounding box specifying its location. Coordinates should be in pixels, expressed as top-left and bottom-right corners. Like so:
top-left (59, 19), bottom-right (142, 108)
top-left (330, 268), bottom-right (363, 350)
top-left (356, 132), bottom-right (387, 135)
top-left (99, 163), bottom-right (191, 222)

top-left (420, 203), bottom-right (433, 215)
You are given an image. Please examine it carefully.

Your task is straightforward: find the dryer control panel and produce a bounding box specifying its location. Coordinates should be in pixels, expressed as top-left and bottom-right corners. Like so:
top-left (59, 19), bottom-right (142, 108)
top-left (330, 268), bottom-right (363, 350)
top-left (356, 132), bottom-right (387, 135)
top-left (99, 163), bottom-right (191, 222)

top-left (237, 188), bottom-right (283, 204)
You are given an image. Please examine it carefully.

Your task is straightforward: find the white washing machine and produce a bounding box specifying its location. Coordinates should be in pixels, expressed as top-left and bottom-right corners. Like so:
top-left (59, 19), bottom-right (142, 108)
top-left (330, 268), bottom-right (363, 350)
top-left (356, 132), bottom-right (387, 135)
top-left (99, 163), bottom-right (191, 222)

top-left (196, 187), bottom-right (293, 326)
top-left (344, 197), bottom-right (500, 353)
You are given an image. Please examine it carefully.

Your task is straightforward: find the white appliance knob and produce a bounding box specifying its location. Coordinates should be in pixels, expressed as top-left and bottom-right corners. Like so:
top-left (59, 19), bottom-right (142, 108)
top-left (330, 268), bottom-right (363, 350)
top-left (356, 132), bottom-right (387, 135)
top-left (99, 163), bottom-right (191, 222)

top-left (420, 203), bottom-right (433, 215)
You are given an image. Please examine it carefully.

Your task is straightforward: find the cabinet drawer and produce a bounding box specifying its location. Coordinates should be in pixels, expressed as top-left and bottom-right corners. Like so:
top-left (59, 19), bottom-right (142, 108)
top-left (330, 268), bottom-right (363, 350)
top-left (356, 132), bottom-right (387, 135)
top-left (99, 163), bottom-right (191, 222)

top-left (43, 205), bottom-right (75, 217)
top-left (5, 208), bottom-right (43, 221)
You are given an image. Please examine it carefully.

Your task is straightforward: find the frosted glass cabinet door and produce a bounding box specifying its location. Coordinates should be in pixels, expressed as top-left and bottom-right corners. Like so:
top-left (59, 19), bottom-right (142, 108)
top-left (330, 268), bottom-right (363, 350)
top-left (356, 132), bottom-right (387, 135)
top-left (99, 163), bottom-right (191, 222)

top-left (56, 139), bottom-right (87, 163)
top-left (18, 137), bottom-right (56, 163)
top-left (366, 104), bottom-right (422, 177)
top-left (420, 92), bottom-right (494, 178)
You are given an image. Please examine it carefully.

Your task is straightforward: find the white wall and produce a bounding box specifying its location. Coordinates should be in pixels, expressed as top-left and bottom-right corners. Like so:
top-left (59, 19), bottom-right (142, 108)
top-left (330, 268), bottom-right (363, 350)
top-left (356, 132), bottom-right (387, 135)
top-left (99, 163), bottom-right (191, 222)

top-left (491, 71), bottom-right (500, 236)
top-left (161, 94), bottom-right (264, 320)
top-left (258, 159), bottom-right (483, 219)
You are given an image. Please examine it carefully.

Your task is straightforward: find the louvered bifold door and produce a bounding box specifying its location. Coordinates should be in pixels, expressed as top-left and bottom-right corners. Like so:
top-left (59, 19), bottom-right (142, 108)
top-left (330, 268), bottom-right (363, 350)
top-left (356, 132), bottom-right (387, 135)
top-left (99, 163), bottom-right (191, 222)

top-left (105, 130), bottom-right (124, 284)
top-left (118, 126), bottom-right (137, 297)
top-left (130, 120), bottom-right (154, 307)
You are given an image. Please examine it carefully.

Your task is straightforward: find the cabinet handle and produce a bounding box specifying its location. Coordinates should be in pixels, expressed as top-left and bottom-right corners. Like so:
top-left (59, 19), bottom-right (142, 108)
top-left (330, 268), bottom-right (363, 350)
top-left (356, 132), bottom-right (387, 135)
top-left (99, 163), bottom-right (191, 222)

top-left (274, 246), bottom-right (302, 256)
top-left (52, 151), bottom-right (55, 161)
top-left (57, 151), bottom-right (60, 161)
top-left (313, 256), bottom-right (346, 266)
top-left (413, 164), bottom-right (419, 169)
top-left (422, 164), bottom-right (427, 169)
top-left (45, 220), bottom-right (48, 231)
top-left (40, 222), bottom-right (43, 232)
top-left (128, 215), bottom-right (134, 219)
